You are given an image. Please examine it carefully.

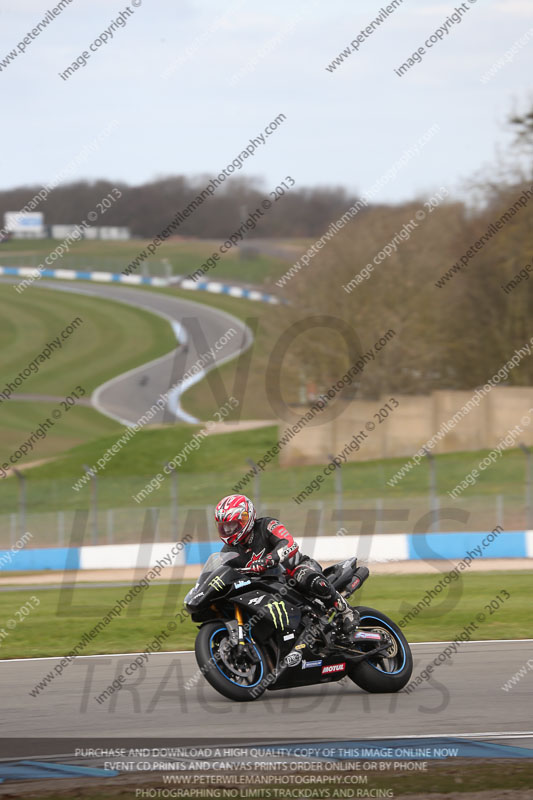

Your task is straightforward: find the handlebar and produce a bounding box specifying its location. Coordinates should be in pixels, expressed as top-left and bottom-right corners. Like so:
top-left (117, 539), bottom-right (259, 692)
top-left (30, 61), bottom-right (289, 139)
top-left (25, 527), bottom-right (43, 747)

top-left (235, 565), bottom-right (283, 576)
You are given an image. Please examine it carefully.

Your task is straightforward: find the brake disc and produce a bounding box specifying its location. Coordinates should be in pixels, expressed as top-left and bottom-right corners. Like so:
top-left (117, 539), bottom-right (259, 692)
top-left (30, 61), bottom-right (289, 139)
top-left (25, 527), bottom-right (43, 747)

top-left (217, 638), bottom-right (255, 679)
top-left (371, 626), bottom-right (398, 658)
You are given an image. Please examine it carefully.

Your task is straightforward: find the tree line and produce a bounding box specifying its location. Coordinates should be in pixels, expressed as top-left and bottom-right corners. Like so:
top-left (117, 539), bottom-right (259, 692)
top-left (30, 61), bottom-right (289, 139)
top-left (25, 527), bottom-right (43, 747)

top-left (263, 109), bottom-right (533, 398)
top-left (0, 176), bottom-right (364, 239)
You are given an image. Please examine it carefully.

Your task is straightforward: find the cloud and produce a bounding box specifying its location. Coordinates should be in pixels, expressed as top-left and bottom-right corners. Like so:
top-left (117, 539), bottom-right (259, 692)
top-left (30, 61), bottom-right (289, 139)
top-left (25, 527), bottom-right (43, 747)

top-left (494, 0), bottom-right (533, 15)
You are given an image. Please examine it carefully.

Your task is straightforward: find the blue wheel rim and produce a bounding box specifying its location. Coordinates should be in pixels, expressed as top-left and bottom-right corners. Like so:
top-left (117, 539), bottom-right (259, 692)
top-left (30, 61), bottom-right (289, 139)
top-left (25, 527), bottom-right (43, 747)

top-left (209, 627), bottom-right (265, 688)
top-left (359, 615), bottom-right (407, 675)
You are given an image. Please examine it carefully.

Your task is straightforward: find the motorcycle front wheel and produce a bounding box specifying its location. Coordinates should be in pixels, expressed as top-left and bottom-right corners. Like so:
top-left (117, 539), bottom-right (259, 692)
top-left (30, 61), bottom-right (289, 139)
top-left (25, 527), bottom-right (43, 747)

top-left (195, 621), bottom-right (268, 702)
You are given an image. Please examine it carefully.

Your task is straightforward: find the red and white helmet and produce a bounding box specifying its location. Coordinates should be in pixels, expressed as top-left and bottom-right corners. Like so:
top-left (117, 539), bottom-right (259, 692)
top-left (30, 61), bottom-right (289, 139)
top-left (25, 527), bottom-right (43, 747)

top-left (215, 494), bottom-right (256, 546)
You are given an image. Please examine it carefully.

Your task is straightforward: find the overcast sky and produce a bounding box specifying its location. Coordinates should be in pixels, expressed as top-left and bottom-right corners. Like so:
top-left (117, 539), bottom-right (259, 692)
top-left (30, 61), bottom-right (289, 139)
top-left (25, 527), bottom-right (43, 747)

top-left (1, 0), bottom-right (532, 204)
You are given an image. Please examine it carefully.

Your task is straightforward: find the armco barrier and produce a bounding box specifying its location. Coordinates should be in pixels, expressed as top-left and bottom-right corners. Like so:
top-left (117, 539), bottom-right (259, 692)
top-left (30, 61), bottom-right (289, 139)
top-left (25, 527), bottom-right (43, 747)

top-left (1, 531), bottom-right (531, 571)
top-left (0, 266), bottom-right (281, 305)
top-left (177, 277), bottom-right (282, 304)
top-left (79, 543), bottom-right (186, 570)
top-left (407, 531), bottom-right (527, 560)
top-left (296, 533), bottom-right (409, 563)
top-left (0, 547), bottom-right (79, 571)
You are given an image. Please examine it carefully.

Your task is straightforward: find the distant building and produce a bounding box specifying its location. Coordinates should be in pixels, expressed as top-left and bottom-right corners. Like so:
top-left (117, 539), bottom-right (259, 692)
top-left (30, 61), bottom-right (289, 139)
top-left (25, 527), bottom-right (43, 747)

top-left (4, 212), bottom-right (45, 239)
top-left (4, 213), bottom-right (131, 241)
top-left (50, 224), bottom-right (83, 239)
top-left (50, 225), bottom-right (131, 240)
top-left (83, 226), bottom-right (131, 240)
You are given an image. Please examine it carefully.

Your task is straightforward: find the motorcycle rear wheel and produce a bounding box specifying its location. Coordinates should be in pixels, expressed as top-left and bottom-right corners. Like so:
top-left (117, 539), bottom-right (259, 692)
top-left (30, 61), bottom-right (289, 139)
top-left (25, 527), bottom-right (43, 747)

top-left (347, 606), bottom-right (413, 693)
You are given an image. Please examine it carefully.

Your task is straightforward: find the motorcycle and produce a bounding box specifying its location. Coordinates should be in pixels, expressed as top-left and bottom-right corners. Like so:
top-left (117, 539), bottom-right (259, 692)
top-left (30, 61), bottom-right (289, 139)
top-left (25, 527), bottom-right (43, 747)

top-left (184, 552), bottom-right (413, 702)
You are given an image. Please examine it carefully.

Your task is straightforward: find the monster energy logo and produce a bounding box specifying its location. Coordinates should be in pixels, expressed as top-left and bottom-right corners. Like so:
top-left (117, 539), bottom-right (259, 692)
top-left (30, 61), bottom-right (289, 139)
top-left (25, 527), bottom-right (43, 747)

top-left (208, 576), bottom-right (225, 591)
top-left (267, 600), bottom-right (289, 629)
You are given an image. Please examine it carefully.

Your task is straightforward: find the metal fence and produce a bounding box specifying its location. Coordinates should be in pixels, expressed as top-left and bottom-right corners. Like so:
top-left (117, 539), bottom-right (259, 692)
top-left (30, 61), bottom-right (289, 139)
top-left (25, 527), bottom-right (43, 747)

top-left (0, 491), bottom-right (526, 551)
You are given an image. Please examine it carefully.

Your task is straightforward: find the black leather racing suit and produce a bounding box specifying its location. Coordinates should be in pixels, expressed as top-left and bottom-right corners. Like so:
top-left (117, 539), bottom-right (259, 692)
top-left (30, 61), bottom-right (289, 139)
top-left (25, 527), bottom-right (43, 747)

top-left (221, 516), bottom-right (345, 610)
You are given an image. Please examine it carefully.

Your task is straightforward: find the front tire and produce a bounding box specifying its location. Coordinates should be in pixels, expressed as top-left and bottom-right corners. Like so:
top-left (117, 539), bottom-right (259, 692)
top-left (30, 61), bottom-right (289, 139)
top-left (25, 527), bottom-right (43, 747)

top-left (195, 621), bottom-right (268, 702)
top-left (348, 606), bottom-right (413, 693)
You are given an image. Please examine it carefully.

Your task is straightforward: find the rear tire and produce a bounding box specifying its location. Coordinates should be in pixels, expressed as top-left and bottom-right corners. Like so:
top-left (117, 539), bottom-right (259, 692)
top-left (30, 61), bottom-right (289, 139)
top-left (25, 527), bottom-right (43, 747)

top-left (347, 606), bottom-right (412, 693)
top-left (195, 621), bottom-right (268, 702)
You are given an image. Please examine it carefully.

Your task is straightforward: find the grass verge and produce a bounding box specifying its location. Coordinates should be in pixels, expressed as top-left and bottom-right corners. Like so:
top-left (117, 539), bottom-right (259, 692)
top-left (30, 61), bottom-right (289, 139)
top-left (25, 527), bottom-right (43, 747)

top-left (0, 236), bottom-right (290, 283)
top-left (0, 284), bottom-right (177, 399)
top-left (0, 571), bottom-right (530, 660)
top-left (5, 421), bottom-right (533, 517)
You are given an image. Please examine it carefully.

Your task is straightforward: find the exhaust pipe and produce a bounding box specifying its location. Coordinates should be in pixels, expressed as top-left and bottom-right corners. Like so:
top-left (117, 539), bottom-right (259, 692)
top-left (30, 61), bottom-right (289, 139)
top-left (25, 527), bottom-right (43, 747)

top-left (344, 566), bottom-right (369, 599)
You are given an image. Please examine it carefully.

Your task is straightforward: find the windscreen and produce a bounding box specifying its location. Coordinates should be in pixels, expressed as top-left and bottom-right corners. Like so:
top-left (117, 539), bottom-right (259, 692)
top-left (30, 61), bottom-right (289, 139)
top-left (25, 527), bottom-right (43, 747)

top-left (199, 550), bottom-right (240, 577)
top-left (184, 551), bottom-right (242, 605)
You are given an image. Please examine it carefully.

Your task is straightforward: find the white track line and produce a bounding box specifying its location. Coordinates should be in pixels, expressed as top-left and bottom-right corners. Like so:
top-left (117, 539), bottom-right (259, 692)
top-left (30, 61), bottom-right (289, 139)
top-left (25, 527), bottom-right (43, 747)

top-left (322, 731), bottom-right (533, 740)
top-left (17, 280), bottom-right (188, 427)
top-left (409, 638), bottom-right (533, 645)
top-left (1, 639), bottom-right (532, 664)
top-left (0, 650), bottom-right (193, 663)
top-left (91, 313), bottom-right (188, 425)
top-left (15, 279), bottom-right (253, 426)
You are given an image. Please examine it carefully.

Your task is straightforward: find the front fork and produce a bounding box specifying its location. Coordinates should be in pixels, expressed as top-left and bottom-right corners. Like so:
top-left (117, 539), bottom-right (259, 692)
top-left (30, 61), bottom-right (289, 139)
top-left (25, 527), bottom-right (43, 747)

top-left (235, 604), bottom-right (245, 646)
top-left (224, 605), bottom-right (245, 646)
top-left (231, 604), bottom-right (261, 665)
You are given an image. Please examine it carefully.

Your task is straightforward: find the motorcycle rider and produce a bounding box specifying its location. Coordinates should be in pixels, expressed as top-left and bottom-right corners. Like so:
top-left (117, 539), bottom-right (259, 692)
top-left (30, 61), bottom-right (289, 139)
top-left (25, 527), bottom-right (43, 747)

top-left (214, 494), bottom-right (359, 636)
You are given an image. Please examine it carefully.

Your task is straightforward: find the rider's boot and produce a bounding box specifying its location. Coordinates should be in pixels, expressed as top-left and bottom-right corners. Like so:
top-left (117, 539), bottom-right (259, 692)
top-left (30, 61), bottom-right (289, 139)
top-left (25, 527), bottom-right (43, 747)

top-left (333, 593), bottom-right (360, 636)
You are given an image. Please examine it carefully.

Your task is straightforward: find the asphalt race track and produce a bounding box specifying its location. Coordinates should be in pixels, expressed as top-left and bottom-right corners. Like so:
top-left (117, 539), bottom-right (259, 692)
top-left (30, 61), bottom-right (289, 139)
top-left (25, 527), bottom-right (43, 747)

top-left (1, 640), bottom-right (532, 748)
top-left (0, 278), bottom-right (253, 425)
top-left (1, 281), bottom-right (532, 771)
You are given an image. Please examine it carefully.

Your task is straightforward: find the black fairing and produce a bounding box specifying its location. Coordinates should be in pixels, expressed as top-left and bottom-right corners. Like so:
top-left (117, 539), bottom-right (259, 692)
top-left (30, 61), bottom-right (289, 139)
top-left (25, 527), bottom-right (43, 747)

top-left (185, 553), bottom-right (305, 658)
top-left (323, 557), bottom-right (358, 591)
top-left (185, 550), bottom-right (372, 689)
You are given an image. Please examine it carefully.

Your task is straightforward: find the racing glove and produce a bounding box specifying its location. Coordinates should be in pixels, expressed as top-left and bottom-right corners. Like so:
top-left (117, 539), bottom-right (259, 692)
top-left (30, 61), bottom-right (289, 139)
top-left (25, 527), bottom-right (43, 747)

top-left (247, 553), bottom-right (277, 574)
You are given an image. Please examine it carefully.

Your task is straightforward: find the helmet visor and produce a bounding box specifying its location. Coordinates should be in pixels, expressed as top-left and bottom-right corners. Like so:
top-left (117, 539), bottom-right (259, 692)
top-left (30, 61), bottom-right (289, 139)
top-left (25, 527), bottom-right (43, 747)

top-left (217, 520), bottom-right (242, 542)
